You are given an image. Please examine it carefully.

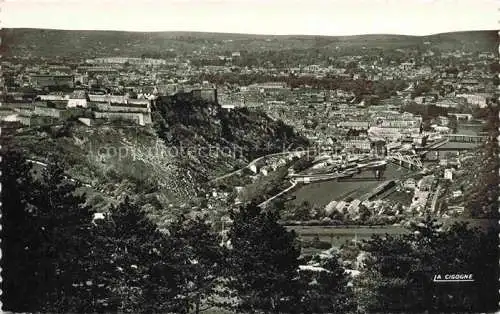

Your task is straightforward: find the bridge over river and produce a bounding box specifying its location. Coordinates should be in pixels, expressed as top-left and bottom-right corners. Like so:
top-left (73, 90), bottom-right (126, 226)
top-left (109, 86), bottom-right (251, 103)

top-left (446, 134), bottom-right (487, 143)
top-left (260, 134), bottom-right (484, 209)
top-left (388, 136), bottom-right (482, 169)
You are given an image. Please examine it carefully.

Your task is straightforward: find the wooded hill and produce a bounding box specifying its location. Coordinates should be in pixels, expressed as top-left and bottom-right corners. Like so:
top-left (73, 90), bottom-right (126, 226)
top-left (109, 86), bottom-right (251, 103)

top-left (2, 28), bottom-right (497, 58)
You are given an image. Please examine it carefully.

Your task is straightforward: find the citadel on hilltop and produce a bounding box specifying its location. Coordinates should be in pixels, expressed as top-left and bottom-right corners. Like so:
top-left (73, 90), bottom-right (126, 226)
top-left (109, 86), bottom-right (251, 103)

top-left (0, 57), bottom-right (219, 127)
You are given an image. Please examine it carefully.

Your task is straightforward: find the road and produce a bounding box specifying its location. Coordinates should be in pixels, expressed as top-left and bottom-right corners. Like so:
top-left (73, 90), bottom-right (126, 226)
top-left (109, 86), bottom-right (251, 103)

top-left (212, 148), bottom-right (389, 184)
top-left (289, 171), bottom-right (348, 181)
top-left (223, 149), bottom-right (424, 209)
top-left (430, 185), bottom-right (442, 213)
top-left (27, 159), bottom-right (49, 167)
top-left (209, 150), bottom-right (312, 183)
top-left (258, 179), bottom-right (298, 208)
top-left (27, 159), bottom-right (92, 188)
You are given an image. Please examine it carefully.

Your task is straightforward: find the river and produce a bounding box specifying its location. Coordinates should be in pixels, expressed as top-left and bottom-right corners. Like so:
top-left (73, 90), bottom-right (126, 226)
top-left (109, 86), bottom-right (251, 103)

top-left (289, 122), bottom-right (484, 208)
top-left (289, 163), bottom-right (413, 207)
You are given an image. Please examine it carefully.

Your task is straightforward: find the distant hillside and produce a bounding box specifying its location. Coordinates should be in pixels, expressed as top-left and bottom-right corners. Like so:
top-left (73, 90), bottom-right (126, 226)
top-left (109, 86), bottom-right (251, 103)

top-left (2, 28), bottom-right (497, 58)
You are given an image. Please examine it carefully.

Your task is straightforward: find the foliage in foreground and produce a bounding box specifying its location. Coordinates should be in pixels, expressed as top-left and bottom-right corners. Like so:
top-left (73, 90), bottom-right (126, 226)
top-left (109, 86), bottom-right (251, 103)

top-left (356, 216), bottom-right (498, 313)
top-left (1, 149), bottom-right (498, 313)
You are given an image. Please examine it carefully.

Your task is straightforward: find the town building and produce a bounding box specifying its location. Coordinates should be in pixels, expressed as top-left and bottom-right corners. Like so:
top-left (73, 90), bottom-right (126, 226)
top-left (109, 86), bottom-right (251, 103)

top-left (67, 90), bottom-right (89, 108)
top-left (31, 74), bottom-right (74, 89)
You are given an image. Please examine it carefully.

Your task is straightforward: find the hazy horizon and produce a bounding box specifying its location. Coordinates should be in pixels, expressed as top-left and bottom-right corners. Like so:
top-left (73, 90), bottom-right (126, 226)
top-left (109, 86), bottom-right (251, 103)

top-left (5, 26), bottom-right (498, 38)
top-left (2, 0), bottom-right (498, 37)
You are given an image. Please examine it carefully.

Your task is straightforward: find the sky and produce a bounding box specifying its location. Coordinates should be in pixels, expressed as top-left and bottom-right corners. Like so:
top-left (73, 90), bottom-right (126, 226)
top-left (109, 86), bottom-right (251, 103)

top-left (2, 0), bottom-right (498, 36)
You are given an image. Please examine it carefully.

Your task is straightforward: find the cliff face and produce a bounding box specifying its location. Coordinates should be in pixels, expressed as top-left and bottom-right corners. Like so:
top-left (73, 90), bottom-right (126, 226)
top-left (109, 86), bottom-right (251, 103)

top-left (153, 93), bottom-right (310, 183)
top-left (6, 121), bottom-right (197, 220)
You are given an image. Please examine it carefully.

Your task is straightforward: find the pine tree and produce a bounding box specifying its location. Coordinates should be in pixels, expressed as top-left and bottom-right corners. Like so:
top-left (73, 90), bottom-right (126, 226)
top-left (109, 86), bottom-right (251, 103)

top-left (1, 149), bottom-right (41, 311)
top-left (1, 150), bottom-right (100, 312)
top-left (1, 150), bottom-right (192, 313)
top-left (28, 160), bottom-right (103, 312)
top-left (356, 234), bottom-right (422, 312)
top-left (94, 198), bottom-right (190, 313)
top-left (226, 203), bottom-right (302, 313)
top-left (298, 249), bottom-right (356, 313)
top-left (356, 216), bottom-right (499, 312)
top-left (169, 214), bottom-right (227, 313)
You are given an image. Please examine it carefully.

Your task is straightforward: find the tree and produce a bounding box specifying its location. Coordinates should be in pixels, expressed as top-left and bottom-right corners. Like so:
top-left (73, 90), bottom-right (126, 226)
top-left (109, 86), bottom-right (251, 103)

top-left (1, 149), bottom-right (101, 312)
top-left (1, 149), bottom-right (194, 313)
top-left (1, 149), bottom-right (41, 312)
top-left (169, 214), bottom-right (227, 314)
top-left (226, 203), bottom-right (302, 313)
top-left (356, 233), bottom-right (422, 312)
top-left (447, 117), bottom-right (458, 134)
top-left (358, 205), bottom-right (371, 222)
top-left (298, 249), bottom-right (356, 313)
top-left (356, 216), bottom-right (499, 313)
top-left (32, 162), bottom-right (101, 313)
top-left (292, 201), bottom-right (313, 221)
top-left (292, 156), bottom-right (314, 172)
top-left (93, 198), bottom-right (191, 313)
